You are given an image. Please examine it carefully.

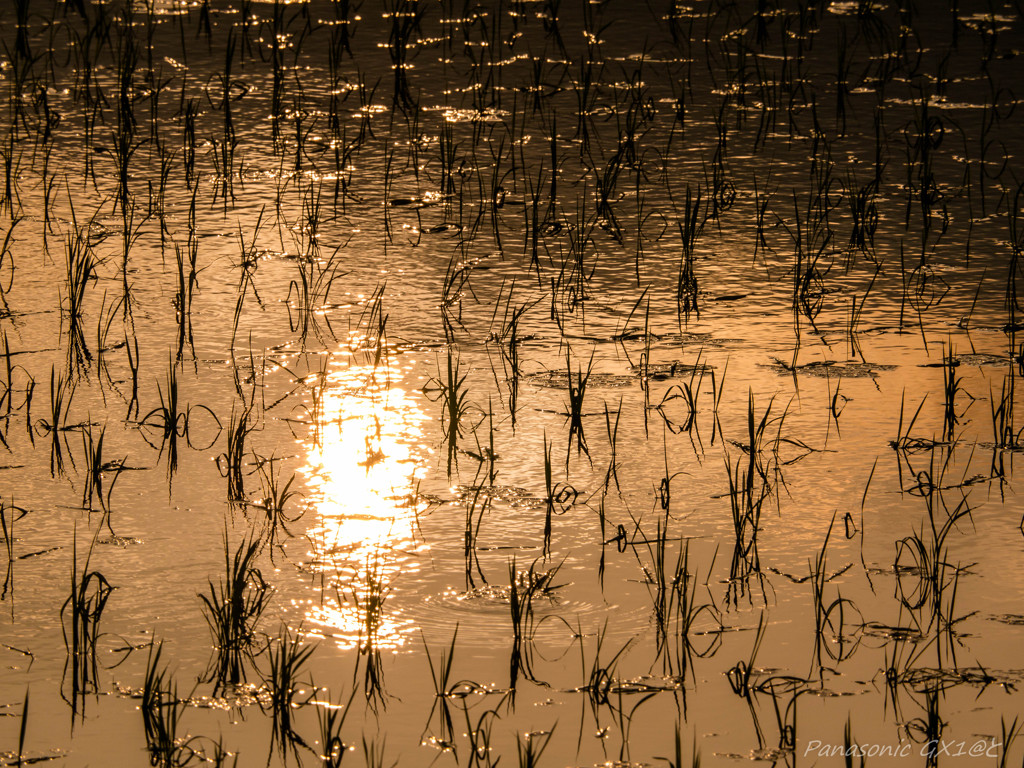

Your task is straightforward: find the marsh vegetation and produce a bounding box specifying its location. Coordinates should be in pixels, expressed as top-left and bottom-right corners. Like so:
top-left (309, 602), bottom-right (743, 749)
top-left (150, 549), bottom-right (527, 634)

top-left (1, 0), bottom-right (1024, 766)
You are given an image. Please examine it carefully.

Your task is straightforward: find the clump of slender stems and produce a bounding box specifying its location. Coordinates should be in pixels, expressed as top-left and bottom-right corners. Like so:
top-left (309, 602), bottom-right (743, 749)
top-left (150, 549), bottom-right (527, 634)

top-left (61, 532), bottom-right (114, 719)
top-left (141, 642), bottom-right (196, 768)
top-left (261, 622), bottom-right (316, 760)
top-left (198, 530), bottom-right (272, 693)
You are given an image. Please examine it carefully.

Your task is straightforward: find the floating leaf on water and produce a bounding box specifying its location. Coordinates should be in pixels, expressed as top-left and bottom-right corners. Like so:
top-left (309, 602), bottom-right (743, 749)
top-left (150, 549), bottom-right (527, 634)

top-left (441, 107), bottom-right (510, 123)
top-left (0, 748), bottom-right (66, 764)
top-left (388, 193), bottom-right (451, 208)
top-left (95, 535), bottom-right (143, 547)
top-left (422, 223), bottom-right (462, 235)
top-left (630, 360), bottom-right (710, 380)
top-left (860, 622), bottom-right (926, 641)
top-left (955, 352), bottom-right (1010, 367)
top-left (710, 293), bottom-right (748, 301)
top-left (767, 358), bottom-right (895, 378)
top-left (522, 369), bottom-right (635, 389)
top-left (451, 484), bottom-right (546, 509)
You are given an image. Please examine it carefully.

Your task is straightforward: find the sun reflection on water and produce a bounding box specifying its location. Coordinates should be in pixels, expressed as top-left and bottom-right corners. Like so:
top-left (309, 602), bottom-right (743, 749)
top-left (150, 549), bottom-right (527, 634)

top-left (301, 349), bottom-right (428, 651)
